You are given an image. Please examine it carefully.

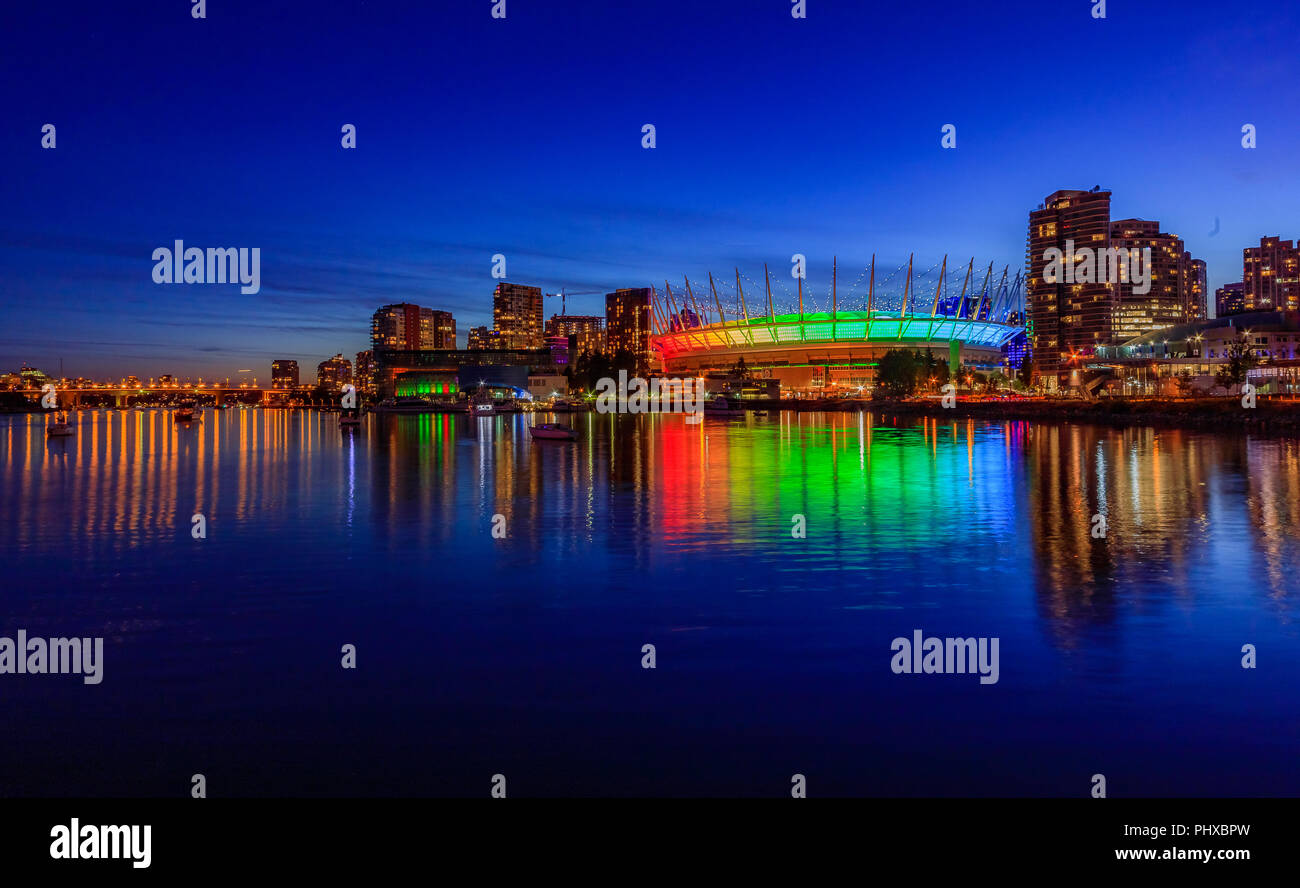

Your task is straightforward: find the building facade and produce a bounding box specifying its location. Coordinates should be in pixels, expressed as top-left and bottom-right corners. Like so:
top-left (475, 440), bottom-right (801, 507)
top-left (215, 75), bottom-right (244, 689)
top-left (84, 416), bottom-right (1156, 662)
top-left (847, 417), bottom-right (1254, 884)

top-left (492, 283), bottom-right (544, 349)
top-left (1027, 188), bottom-right (1114, 385)
top-left (316, 354), bottom-right (352, 391)
top-left (1188, 258), bottom-right (1208, 321)
top-left (373, 347), bottom-right (552, 399)
top-left (467, 326), bottom-right (502, 350)
top-left (605, 287), bottom-right (654, 372)
top-left (1108, 219), bottom-right (1192, 342)
top-left (1096, 311), bottom-right (1300, 395)
top-left (1216, 282), bottom-right (1246, 317)
top-left (429, 310), bottom-right (457, 349)
top-left (544, 314), bottom-right (605, 357)
top-left (271, 359), bottom-right (300, 389)
top-left (354, 351), bottom-right (375, 394)
top-left (371, 303), bottom-right (453, 351)
top-left (1243, 236), bottom-right (1300, 312)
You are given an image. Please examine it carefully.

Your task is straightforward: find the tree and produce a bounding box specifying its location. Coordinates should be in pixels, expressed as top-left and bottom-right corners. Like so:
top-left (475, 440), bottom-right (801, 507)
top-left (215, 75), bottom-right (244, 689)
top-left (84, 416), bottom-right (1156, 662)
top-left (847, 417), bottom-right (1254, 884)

top-left (1215, 336), bottom-right (1257, 390)
top-left (571, 350), bottom-right (614, 394)
top-left (917, 351), bottom-right (950, 391)
top-left (1017, 359), bottom-right (1034, 390)
top-left (610, 348), bottom-right (638, 375)
top-left (874, 349), bottom-right (920, 396)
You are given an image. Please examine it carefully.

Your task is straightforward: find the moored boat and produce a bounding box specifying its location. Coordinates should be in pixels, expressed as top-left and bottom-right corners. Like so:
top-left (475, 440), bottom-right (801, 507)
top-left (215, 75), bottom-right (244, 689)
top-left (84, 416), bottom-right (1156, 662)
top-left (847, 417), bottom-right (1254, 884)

top-left (703, 395), bottom-right (745, 415)
top-left (46, 412), bottom-right (74, 437)
top-left (529, 422), bottom-right (578, 441)
top-left (375, 397), bottom-right (433, 414)
top-left (469, 385), bottom-right (497, 416)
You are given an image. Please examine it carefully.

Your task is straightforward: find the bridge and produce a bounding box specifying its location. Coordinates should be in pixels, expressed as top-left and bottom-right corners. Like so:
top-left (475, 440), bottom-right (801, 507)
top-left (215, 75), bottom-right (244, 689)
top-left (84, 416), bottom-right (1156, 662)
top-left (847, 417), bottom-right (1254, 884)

top-left (15, 384), bottom-right (285, 408)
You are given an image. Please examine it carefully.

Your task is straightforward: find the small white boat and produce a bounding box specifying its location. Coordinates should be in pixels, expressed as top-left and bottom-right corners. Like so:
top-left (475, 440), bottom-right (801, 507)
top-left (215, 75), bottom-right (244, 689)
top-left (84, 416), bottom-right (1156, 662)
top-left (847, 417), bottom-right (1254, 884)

top-left (529, 422), bottom-right (578, 441)
top-left (46, 412), bottom-right (74, 437)
top-left (175, 400), bottom-right (196, 421)
top-left (470, 385), bottom-right (497, 416)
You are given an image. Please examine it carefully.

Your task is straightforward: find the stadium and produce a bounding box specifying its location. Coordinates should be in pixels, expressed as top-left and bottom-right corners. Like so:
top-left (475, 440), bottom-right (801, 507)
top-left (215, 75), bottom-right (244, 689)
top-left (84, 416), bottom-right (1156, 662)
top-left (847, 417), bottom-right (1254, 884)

top-left (650, 257), bottom-right (1028, 392)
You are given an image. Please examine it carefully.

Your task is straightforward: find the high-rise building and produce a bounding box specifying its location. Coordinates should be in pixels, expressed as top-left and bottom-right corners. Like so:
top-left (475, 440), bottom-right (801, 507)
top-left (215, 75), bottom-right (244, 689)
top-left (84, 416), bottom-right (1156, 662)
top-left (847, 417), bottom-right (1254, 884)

top-left (271, 359), bottom-right (299, 389)
top-left (354, 351), bottom-right (375, 394)
top-left (605, 287), bottom-right (654, 372)
top-left (1027, 188), bottom-right (1114, 384)
top-left (1216, 282), bottom-right (1246, 317)
top-left (1243, 236), bottom-right (1300, 312)
top-left (1108, 219), bottom-right (1191, 342)
top-left (668, 307), bottom-right (702, 332)
top-left (545, 335), bottom-right (571, 366)
top-left (429, 310), bottom-right (457, 349)
top-left (492, 283), bottom-right (544, 349)
top-left (371, 303), bottom-right (448, 351)
top-left (316, 354), bottom-right (352, 391)
top-left (544, 314), bottom-right (605, 357)
top-left (467, 326), bottom-right (502, 350)
top-left (1188, 258), bottom-right (1208, 321)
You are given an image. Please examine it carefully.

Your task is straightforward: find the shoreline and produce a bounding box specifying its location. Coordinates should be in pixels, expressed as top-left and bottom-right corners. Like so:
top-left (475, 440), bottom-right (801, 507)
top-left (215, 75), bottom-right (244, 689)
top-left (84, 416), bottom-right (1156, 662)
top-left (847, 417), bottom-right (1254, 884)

top-left (847, 397), bottom-right (1300, 433)
top-left (7, 398), bottom-right (1300, 435)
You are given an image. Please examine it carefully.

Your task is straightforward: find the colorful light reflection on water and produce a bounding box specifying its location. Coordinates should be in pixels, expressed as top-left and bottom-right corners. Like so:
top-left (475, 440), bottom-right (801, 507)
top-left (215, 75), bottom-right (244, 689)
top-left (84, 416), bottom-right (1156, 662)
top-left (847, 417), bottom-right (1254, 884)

top-left (1, 408), bottom-right (1297, 796)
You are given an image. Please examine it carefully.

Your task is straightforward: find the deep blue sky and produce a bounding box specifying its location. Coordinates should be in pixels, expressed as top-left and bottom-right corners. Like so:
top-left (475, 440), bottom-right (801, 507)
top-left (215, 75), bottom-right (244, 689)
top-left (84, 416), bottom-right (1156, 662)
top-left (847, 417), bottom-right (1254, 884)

top-left (1, 0), bottom-right (1296, 380)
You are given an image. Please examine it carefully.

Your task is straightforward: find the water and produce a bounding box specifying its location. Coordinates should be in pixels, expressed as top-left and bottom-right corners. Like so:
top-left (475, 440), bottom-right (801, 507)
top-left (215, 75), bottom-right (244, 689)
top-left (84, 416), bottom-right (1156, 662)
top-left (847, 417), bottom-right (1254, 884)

top-left (2, 408), bottom-right (1297, 797)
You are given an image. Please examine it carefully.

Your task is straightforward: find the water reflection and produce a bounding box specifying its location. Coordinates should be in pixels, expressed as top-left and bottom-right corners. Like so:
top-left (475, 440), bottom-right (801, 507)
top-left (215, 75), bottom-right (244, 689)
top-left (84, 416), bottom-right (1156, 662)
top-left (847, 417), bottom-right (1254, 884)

top-left (4, 407), bottom-right (1300, 796)
top-left (6, 409), bottom-right (1300, 624)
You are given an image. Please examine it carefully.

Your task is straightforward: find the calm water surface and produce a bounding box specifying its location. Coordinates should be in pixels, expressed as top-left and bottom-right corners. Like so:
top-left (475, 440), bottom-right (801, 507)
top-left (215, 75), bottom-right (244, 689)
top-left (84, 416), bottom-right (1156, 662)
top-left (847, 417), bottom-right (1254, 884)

top-left (2, 408), bottom-right (1298, 796)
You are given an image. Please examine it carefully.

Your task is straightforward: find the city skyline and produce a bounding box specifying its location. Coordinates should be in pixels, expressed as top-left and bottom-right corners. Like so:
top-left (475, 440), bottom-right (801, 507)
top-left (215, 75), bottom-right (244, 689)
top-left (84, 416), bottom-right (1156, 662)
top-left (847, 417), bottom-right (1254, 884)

top-left (3, 0), bottom-right (1299, 380)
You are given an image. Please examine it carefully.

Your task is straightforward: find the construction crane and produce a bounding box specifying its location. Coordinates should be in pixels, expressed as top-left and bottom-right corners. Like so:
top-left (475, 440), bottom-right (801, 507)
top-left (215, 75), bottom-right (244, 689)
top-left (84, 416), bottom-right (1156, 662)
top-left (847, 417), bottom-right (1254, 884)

top-left (547, 287), bottom-right (605, 316)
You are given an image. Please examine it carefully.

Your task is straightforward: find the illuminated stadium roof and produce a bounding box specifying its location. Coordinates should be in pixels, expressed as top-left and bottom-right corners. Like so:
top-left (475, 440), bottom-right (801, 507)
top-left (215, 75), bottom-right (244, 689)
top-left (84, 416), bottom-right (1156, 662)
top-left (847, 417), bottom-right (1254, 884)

top-left (655, 310), bottom-right (1021, 358)
top-left (648, 256), bottom-right (1027, 367)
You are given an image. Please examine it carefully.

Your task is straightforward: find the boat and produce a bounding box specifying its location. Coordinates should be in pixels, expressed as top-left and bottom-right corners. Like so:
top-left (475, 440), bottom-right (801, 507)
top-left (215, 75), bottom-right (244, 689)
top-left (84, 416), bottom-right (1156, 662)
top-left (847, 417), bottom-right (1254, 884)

top-left (469, 385), bottom-right (497, 416)
top-left (529, 422), bottom-right (578, 441)
top-left (550, 397), bottom-right (578, 413)
top-left (339, 406), bottom-right (363, 427)
top-left (703, 395), bottom-right (745, 415)
top-left (46, 412), bottom-right (74, 437)
top-left (375, 396), bottom-right (433, 414)
top-left (175, 399), bottom-right (196, 421)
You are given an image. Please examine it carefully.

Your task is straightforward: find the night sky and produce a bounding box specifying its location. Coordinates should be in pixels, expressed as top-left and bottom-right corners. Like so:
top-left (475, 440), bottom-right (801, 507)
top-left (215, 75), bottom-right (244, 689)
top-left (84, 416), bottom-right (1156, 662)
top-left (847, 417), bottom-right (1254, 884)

top-left (1, 0), bottom-right (1296, 380)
